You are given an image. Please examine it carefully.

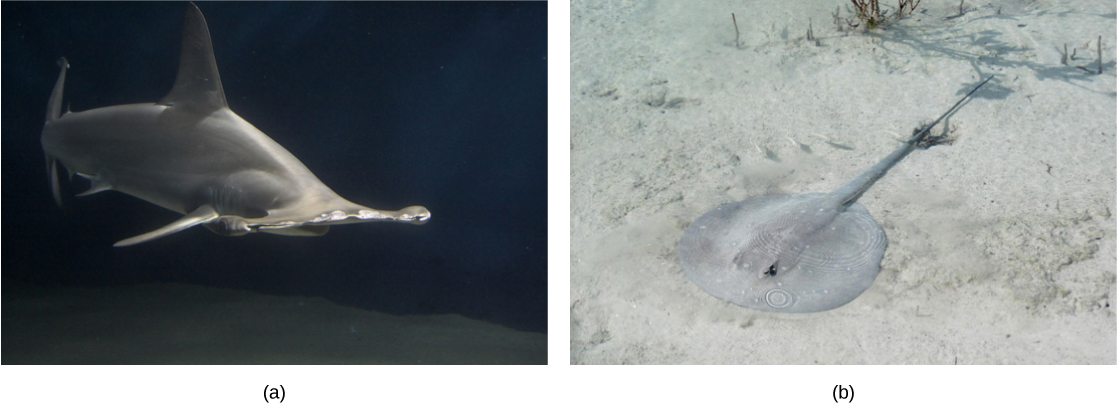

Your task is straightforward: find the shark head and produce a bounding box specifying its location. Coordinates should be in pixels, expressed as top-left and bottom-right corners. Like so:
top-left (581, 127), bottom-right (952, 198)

top-left (201, 204), bottom-right (430, 238)
top-left (247, 203), bottom-right (431, 234)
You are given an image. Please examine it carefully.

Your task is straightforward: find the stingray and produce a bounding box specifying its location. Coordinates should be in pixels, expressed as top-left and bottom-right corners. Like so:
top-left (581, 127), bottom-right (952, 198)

top-left (678, 76), bottom-right (994, 312)
top-left (40, 3), bottom-right (430, 247)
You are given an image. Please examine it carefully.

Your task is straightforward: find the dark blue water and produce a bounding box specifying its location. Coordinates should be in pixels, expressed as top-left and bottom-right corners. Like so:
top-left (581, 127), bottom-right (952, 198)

top-left (1, 2), bottom-right (547, 335)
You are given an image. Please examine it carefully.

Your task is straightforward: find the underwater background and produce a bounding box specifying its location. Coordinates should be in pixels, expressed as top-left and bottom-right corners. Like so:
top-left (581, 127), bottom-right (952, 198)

top-left (1, 0), bottom-right (547, 354)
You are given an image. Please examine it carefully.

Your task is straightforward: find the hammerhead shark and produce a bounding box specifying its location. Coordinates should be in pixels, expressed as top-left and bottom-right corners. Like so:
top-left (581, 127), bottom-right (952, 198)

top-left (41, 3), bottom-right (430, 247)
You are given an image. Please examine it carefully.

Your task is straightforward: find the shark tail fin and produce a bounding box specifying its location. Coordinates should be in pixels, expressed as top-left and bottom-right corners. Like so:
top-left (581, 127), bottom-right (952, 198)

top-left (45, 58), bottom-right (70, 206)
top-left (114, 205), bottom-right (219, 247)
top-left (46, 154), bottom-right (63, 206)
top-left (46, 57), bottom-right (69, 124)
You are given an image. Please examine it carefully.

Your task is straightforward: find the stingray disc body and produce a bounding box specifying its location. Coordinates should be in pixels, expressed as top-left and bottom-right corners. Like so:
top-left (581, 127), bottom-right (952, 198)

top-left (678, 193), bottom-right (887, 313)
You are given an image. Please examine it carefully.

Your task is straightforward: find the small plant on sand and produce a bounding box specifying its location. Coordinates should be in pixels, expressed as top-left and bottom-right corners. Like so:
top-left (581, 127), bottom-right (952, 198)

top-left (847, 0), bottom-right (922, 30)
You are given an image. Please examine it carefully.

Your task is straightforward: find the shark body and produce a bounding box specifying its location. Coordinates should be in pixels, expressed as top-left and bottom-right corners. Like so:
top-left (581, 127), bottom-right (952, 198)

top-left (41, 3), bottom-right (429, 247)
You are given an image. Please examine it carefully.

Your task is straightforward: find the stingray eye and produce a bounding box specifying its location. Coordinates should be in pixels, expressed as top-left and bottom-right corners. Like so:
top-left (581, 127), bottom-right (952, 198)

top-left (764, 263), bottom-right (778, 277)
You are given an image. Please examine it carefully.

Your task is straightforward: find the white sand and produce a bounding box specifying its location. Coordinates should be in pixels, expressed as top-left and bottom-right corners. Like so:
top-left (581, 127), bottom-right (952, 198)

top-left (571, 0), bottom-right (1115, 364)
top-left (3, 282), bottom-right (545, 364)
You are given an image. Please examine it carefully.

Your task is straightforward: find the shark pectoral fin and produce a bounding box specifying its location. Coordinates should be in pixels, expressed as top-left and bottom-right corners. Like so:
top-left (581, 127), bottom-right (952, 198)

top-left (259, 225), bottom-right (330, 236)
top-left (114, 205), bottom-right (219, 247)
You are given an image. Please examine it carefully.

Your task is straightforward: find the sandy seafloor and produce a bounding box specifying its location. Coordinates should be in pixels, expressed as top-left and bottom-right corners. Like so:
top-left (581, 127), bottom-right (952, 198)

top-left (571, 0), bottom-right (1115, 364)
top-left (3, 282), bottom-right (545, 365)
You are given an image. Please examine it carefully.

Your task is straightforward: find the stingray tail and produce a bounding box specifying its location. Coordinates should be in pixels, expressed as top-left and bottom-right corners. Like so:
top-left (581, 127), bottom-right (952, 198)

top-left (907, 75), bottom-right (995, 146)
top-left (833, 75), bottom-right (995, 207)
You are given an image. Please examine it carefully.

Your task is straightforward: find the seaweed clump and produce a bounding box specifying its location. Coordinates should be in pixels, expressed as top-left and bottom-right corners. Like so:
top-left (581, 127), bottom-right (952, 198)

top-left (846, 0), bottom-right (922, 31)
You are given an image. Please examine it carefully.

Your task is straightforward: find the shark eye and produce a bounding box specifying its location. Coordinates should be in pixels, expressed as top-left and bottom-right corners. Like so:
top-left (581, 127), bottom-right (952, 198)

top-left (396, 206), bottom-right (431, 224)
top-left (764, 263), bottom-right (778, 277)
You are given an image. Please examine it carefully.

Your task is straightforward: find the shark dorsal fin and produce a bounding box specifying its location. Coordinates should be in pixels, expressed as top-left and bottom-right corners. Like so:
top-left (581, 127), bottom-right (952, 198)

top-left (158, 2), bottom-right (227, 113)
